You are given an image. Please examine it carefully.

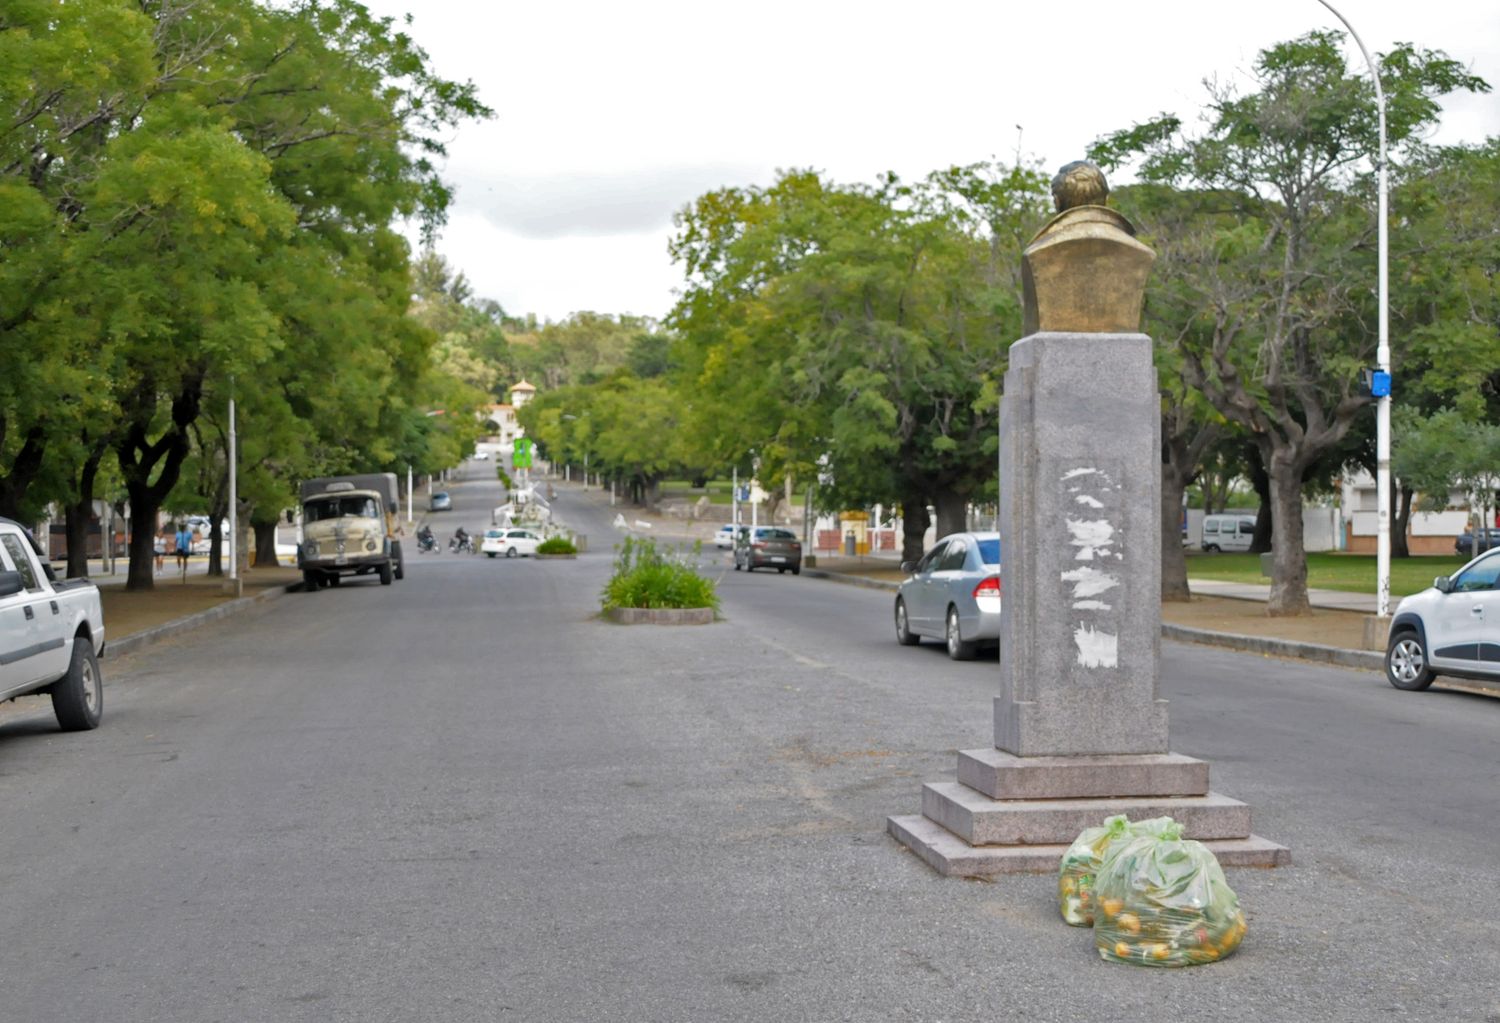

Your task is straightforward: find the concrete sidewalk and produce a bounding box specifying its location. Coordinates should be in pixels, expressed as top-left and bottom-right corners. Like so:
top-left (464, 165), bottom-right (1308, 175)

top-left (1186, 577), bottom-right (1380, 613)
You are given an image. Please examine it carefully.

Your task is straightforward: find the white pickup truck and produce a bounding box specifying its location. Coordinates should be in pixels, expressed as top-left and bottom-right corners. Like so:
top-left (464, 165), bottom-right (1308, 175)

top-left (0, 518), bottom-right (105, 731)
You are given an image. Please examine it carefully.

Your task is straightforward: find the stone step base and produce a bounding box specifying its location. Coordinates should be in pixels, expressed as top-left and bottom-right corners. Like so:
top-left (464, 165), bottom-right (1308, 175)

top-left (888, 814), bottom-right (1291, 877)
top-left (921, 782), bottom-right (1252, 846)
top-left (957, 749), bottom-right (1209, 800)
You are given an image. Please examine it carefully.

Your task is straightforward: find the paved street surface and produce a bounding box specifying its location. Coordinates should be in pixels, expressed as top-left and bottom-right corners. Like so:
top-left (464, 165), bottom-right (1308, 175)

top-left (1, 462), bottom-right (1496, 1022)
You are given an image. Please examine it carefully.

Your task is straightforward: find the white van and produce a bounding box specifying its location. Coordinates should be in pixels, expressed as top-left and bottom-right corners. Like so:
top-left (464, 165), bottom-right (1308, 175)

top-left (1201, 514), bottom-right (1256, 553)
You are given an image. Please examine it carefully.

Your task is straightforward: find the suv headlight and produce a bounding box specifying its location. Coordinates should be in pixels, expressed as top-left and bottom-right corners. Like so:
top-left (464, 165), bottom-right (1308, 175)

top-left (304, 541), bottom-right (320, 557)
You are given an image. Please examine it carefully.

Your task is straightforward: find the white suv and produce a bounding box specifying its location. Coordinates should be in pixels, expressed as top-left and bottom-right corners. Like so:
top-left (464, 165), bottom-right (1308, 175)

top-left (1385, 548), bottom-right (1500, 690)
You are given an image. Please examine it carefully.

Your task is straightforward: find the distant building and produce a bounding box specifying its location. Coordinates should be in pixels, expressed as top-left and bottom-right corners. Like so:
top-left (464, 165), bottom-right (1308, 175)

top-left (1340, 470), bottom-right (1468, 554)
top-left (476, 381), bottom-right (537, 456)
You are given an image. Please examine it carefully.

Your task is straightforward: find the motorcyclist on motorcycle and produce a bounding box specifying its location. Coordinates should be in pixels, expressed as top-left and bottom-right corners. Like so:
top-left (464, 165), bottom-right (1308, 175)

top-left (416, 524), bottom-right (437, 552)
top-left (450, 526), bottom-right (473, 553)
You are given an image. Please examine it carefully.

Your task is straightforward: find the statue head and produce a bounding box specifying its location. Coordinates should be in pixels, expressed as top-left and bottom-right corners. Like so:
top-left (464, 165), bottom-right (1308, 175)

top-left (1051, 161), bottom-right (1109, 212)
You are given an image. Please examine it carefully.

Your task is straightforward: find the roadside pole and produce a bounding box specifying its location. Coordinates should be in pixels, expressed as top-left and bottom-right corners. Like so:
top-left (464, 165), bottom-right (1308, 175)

top-left (407, 465), bottom-right (413, 524)
top-left (227, 382), bottom-right (241, 596)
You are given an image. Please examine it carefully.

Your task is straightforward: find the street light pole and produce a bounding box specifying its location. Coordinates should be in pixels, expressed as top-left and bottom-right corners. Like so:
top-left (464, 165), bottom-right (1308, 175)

top-left (1317, 0), bottom-right (1390, 616)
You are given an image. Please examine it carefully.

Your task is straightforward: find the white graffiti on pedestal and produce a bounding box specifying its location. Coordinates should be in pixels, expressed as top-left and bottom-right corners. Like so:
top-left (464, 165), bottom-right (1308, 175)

top-left (1060, 467), bottom-right (1122, 669)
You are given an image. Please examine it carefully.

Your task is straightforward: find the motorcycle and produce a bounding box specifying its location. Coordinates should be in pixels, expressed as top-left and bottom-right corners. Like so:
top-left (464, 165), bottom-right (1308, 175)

top-left (449, 534), bottom-right (476, 555)
top-left (416, 532), bottom-right (440, 554)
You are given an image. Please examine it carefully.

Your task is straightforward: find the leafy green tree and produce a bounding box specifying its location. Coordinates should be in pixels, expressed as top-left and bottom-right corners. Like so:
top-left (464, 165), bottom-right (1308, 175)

top-left (669, 165), bottom-right (1048, 560)
top-left (1093, 30), bottom-right (1488, 613)
top-left (2, 0), bottom-right (489, 588)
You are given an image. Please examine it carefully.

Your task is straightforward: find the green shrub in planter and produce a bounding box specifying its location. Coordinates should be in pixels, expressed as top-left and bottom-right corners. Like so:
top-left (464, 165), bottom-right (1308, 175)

top-left (602, 537), bottom-right (719, 612)
top-left (537, 535), bottom-right (578, 555)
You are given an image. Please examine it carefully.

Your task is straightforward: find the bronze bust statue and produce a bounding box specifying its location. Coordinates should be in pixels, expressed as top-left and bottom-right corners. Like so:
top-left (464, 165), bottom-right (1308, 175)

top-left (1020, 161), bottom-right (1154, 336)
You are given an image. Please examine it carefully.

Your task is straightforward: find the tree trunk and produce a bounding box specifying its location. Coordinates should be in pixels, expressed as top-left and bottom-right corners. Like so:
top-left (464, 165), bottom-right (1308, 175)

top-left (253, 519), bottom-right (279, 568)
top-left (1247, 446), bottom-right (1273, 554)
top-left (1265, 446), bottom-right (1311, 615)
top-left (1161, 470), bottom-right (1191, 602)
top-left (900, 497), bottom-right (929, 563)
top-left (208, 513), bottom-right (225, 576)
top-left (0, 424), bottom-right (48, 522)
top-left (63, 502), bottom-right (92, 579)
top-left (933, 489), bottom-right (967, 541)
top-left (1391, 484), bottom-right (1413, 559)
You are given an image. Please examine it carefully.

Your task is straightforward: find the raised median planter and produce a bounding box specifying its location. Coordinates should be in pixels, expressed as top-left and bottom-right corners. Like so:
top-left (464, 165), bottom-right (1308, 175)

top-left (534, 553), bottom-right (577, 560)
top-left (605, 606), bottom-right (713, 625)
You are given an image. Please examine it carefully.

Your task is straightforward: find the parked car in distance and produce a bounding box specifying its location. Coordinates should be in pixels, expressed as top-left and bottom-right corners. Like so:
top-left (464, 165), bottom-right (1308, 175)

top-left (895, 531), bottom-right (1001, 661)
top-left (714, 524), bottom-right (749, 549)
top-left (482, 527), bottom-right (541, 558)
top-left (733, 527), bottom-right (801, 574)
top-left (1201, 514), bottom-right (1256, 553)
top-left (1385, 546), bottom-right (1500, 690)
top-left (430, 491), bottom-right (452, 512)
top-left (473, 451), bottom-right (490, 461)
top-left (0, 518), bottom-right (105, 730)
top-left (1455, 527), bottom-right (1500, 557)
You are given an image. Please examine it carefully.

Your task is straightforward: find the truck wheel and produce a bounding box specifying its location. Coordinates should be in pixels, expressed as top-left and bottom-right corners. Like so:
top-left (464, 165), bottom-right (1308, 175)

top-left (379, 561), bottom-right (394, 585)
top-left (393, 544), bottom-right (405, 580)
top-left (327, 573), bottom-right (341, 587)
top-left (302, 570), bottom-right (321, 591)
top-left (52, 639), bottom-right (103, 731)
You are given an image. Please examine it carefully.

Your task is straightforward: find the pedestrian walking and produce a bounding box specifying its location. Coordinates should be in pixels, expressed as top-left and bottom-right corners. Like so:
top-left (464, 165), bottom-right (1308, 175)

top-left (174, 522), bottom-right (193, 580)
top-left (153, 529), bottom-right (167, 573)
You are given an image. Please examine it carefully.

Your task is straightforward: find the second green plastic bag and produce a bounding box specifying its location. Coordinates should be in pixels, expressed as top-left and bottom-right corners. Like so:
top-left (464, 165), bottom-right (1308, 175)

top-left (1092, 820), bottom-right (1247, 967)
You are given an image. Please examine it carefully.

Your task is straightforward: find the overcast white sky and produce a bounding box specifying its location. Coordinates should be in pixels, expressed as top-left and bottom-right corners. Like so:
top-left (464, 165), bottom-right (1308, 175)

top-left (359, 0), bottom-right (1500, 323)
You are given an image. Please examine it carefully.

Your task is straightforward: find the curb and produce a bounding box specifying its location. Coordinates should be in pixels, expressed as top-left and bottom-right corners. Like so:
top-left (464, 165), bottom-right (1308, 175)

top-left (605, 606), bottom-right (715, 625)
top-left (800, 568), bottom-right (899, 592)
top-left (802, 568), bottom-right (1384, 671)
top-left (1160, 623), bottom-right (1383, 671)
top-left (106, 582), bottom-right (302, 659)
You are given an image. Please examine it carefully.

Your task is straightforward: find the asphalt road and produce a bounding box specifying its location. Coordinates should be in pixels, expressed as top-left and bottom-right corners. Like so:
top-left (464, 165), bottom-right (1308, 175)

top-left (1, 463), bottom-right (1496, 1022)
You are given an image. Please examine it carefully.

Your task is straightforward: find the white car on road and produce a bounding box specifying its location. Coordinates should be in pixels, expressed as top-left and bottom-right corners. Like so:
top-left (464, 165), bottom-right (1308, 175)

top-left (482, 528), bottom-right (542, 558)
top-left (714, 524), bottom-right (748, 549)
top-left (1386, 546), bottom-right (1500, 690)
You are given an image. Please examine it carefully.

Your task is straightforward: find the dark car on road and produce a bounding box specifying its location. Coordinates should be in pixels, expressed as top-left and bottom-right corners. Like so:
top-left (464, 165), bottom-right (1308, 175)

top-left (895, 531), bottom-right (1001, 661)
top-left (1455, 528), bottom-right (1500, 557)
top-left (733, 527), bottom-right (801, 574)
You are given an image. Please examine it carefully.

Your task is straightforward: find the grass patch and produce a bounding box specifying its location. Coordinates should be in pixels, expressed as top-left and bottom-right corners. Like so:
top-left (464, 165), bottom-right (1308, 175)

top-left (1185, 550), bottom-right (1471, 596)
top-left (602, 536), bottom-right (719, 611)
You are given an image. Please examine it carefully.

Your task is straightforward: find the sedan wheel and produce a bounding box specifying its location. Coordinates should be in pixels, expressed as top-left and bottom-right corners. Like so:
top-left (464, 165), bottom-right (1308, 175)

top-left (894, 598), bottom-right (919, 646)
top-left (946, 607), bottom-right (977, 661)
top-left (1385, 630), bottom-right (1435, 691)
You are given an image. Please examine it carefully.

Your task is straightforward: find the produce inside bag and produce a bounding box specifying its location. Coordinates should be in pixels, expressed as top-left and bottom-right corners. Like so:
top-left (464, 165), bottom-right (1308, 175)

top-left (1057, 814), bottom-right (1130, 926)
top-left (1057, 815), bottom-right (1179, 927)
top-left (1092, 819), bottom-right (1247, 967)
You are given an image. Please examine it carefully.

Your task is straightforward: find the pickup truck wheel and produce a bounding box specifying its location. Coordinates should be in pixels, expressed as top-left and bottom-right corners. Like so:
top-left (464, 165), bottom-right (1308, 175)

top-left (52, 640), bottom-right (102, 731)
top-left (393, 550), bottom-right (405, 580)
top-left (327, 573), bottom-right (341, 587)
top-left (302, 570), bottom-right (322, 591)
top-left (379, 561), bottom-right (394, 585)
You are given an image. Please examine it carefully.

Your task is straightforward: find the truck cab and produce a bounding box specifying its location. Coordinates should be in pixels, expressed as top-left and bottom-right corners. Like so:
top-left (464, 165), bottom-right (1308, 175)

top-left (0, 518), bottom-right (105, 730)
top-left (297, 474), bottom-right (404, 590)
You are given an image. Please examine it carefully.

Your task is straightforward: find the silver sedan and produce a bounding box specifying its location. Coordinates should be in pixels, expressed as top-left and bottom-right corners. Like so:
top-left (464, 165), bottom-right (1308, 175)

top-left (893, 531), bottom-right (1001, 660)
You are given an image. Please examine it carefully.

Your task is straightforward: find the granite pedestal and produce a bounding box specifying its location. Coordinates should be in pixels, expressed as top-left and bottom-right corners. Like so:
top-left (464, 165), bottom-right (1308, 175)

top-left (889, 333), bottom-right (1288, 875)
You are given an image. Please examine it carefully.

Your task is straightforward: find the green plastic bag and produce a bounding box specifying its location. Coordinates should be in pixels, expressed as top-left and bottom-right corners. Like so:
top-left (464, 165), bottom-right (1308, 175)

top-left (1057, 814), bottom-right (1131, 926)
top-left (1092, 819), bottom-right (1247, 967)
top-left (1058, 816), bottom-right (1179, 926)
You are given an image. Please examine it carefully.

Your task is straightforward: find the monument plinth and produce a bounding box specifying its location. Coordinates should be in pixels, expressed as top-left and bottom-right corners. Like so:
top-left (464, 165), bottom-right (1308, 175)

top-left (890, 161), bottom-right (1288, 875)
